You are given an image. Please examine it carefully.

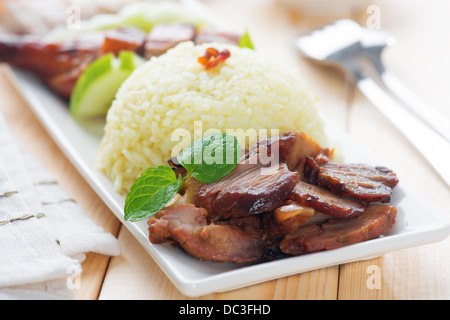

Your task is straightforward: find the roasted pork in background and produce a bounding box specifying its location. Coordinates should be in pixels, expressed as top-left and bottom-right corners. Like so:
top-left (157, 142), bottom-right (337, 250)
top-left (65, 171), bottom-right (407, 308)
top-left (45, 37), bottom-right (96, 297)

top-left (0, 24), bottom-right (240, 99)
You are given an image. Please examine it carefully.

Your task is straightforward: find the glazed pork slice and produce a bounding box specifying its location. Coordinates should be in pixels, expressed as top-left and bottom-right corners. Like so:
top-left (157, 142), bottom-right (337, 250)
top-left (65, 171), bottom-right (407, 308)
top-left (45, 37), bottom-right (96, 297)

top-left (290, 180), bottom-right (366, 219)
top-left (46, 64), bottom-right (88, 99)
top-left (304, 156), bottom-right (399, 202)
top-left (249, 131), bottom-right (330, 172)
top-left (148, 204), bottom-right (264, 263)
top-left (167, 157), bottom-right (187, 179)
top-left (191, 153), bottom-right (298, 220)
top-left (144, 23), bottom-right (196, 58)
top-left (100, 27), bottom-right (147, 56)
top-left (0, 33), bottom-right (102, 78)
top-left (279, 203), bottom-right (397, 255)
top-left (215, 215), bottom-right (262, 237)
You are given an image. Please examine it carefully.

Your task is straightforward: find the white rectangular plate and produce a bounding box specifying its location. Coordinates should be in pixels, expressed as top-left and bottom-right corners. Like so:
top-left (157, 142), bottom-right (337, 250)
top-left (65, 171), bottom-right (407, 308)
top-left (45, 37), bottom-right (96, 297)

top-left (9, 68), bottom-right (450, 297)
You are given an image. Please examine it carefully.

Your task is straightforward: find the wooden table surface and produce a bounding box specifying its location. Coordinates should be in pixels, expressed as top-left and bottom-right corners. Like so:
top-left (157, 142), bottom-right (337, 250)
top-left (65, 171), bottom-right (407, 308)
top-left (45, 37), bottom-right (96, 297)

top-left (1, 0), bottom-right (449, 300)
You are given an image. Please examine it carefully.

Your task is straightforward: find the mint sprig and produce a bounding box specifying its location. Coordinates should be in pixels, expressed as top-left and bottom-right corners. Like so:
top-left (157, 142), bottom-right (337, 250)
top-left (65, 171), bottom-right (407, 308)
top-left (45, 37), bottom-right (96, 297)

top-left (124, 166), bottom-right (181, 222)
top-left (124, 133), bottom-right (241, 221)
top-left (178, 132), bottom-right (240, 183)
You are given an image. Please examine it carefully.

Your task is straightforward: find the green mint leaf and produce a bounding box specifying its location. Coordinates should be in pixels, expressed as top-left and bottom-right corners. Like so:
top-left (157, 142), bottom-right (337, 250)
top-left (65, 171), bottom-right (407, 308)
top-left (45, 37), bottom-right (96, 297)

top-left (238, 31), bottom-right (255, 50)
top-left (177, 132), bottom-right (241, 184)
top-left (124, 166), bottom-right (181, 222)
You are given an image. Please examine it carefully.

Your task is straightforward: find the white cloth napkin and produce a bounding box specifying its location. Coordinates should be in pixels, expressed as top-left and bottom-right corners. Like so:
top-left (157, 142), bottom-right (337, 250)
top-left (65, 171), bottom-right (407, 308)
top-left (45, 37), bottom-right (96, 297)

top-left (0, 113), bottom-right (120, 300)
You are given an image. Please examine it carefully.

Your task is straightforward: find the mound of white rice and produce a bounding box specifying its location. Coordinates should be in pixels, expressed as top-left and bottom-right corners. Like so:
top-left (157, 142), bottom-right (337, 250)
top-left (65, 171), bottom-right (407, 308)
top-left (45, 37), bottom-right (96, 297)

top-left (97, 41), bottom-right (328, 194)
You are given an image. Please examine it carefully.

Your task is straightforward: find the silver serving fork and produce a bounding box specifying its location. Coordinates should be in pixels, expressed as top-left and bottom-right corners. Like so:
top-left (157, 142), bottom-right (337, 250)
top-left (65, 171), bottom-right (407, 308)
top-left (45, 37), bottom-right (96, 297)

top-left (297, 19), bottom-right (450, 187)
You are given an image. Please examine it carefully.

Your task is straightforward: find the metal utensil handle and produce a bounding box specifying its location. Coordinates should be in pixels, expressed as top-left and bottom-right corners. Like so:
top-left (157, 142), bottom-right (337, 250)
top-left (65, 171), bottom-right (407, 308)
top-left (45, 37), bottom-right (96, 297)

top-left (357, 76), bottom-right (450, 188)
top-left (381, 71), bottom-right (450, 142)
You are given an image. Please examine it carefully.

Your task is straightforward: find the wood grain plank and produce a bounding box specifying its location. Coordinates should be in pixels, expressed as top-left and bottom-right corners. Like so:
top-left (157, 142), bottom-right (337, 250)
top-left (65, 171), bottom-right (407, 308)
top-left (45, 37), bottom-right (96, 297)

top-left (75, 253), bottom-right (112, 300)
top-left (214, 266), bottom-right (338, 300)
top-left (338, 241), bottom-right (450, 300)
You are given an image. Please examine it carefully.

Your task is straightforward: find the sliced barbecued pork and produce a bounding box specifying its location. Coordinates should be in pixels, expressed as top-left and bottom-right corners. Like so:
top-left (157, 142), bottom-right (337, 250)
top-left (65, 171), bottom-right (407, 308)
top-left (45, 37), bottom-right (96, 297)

top-left (46, 63), bottom-right (89, 99)
top-left (100, 27), bottom-right (147, 56)
top-left (168, 157), bottom-right (187, 180)
top-left (215, 215), bottom-right (263, 239)
top-left (148, 204), bottom-right (264, 263)
top-left (290, 180), bottom-right (366, 218)
top-left (304, 155), bottom-right (399, 203)
top-left (0, 33), bottom-right (103, 78)
top-left (248, 131), bottom-right (333, 181)
top-left (144, 23), bottom-right (196, 58)
top-left (0, 28), bottom-right (146, 99)
top-left (279, 203), bottom-right (397, 255)
top-left (190, 153), bottom-right (298, 220)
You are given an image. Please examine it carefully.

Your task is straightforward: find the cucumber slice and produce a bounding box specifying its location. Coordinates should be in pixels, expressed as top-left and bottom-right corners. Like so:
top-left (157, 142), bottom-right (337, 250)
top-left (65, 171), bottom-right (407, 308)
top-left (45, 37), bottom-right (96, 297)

top-left (70, 51), bottom-right (144, 118)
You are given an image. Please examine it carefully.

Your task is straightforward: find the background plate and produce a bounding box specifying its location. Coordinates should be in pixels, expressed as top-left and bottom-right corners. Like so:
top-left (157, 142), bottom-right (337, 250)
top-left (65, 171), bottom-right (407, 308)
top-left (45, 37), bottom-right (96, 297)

top-left (9, 68), bottom-right (450, 297)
